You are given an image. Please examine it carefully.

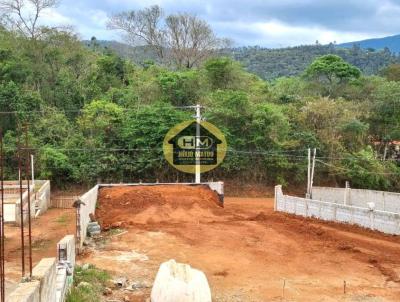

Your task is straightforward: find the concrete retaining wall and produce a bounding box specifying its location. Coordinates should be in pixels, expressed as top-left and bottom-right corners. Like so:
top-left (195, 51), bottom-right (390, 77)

top-left (312, 186), bottom-right (400, 212)
top-left (79, 184), bottom-right (99, 249)
top-left (4, 203), bottom-right (15, 223)
top-left (36, 180), bottom-right (51, 213)
top-left (8, 281), bottom-right (40, 302)
top-left (6, 180), bottom-right (51, 225)
top-left (276, 185), bottom-right (400, 235)
top-left (15, 188), bottom-right (35, 226)
top-left (7, 235), bottom-right (76, 302)
top-left (56, 235), bottom-right (75, 302)
top-left (32, 258), bottom-right (57, 302)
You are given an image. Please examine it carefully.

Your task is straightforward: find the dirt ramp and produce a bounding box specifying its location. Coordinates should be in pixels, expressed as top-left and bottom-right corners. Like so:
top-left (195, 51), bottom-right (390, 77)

top-left (96, 185), bottom-right (224, 228)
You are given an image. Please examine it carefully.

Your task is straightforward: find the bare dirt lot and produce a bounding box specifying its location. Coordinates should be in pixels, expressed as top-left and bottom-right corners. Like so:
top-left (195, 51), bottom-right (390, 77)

top-left (80, 185), bottom-right (400, 302)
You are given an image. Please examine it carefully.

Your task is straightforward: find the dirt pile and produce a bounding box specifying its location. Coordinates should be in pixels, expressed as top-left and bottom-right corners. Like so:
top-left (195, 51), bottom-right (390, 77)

top-left (96, 185), bottom-right (224, 228)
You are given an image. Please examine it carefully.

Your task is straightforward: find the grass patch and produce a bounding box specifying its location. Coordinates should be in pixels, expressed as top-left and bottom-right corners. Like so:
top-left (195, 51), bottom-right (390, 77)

top-left (66, 264), bottom-right (111, 302)
top-left (55, 213), bottom-right (70, 225)
top-left (108, 228), bottom-right (124, 236)
top-left (32, 238), bottom-right (52, 250)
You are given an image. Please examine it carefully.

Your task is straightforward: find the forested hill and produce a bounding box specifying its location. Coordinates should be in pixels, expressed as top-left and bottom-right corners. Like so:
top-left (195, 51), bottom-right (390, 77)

top-left (2, 28), bottom-right (400, 191)
top-left (340, 34), bottom-right (400, 53)
top-left (227, 45), bottom-right (399, 80)
top-left (85, 40), bottom-right (400, 80)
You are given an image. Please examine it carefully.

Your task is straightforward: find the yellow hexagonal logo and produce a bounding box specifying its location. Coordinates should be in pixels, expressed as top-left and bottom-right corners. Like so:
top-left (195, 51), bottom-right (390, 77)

top-left (163, 120), bottom-right (227, 173)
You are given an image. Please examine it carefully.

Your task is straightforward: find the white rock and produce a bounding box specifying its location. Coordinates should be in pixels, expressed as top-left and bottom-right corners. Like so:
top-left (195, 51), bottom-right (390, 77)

top-left (151, 259), bottom-right (212, 302)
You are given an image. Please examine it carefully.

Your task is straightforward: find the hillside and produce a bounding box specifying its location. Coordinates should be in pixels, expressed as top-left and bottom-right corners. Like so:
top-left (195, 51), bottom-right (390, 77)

top-left (2, 27), bottom-right (400, 191)
top-left (85, 40), bottom-right (400, 80)
top-left (340, 34), bottom-right (400, 53)
top-left (227, 44), bottom-right (399, 80)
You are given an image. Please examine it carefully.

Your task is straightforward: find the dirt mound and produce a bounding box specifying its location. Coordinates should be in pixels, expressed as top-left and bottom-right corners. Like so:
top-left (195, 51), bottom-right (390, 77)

top-left (96, 185), bottom-right (224, 228)
top-left (248, 211), bottom-right (268, 221)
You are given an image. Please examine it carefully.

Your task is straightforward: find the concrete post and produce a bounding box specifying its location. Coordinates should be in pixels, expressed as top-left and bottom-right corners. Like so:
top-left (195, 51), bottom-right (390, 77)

top-left (344, 181), bottom-right (350, 206)
top-left (195, 104), bottom-right (201, 184)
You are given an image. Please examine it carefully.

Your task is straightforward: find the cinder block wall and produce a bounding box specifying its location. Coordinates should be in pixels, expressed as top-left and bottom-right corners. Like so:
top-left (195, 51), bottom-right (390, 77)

top-left (312, 186), bottom-right (400, 213)
top-left (276, 185), bottom-right (400, 235)
top-left (56, 235), bottom-right (76, 302)
top-left (7, 235), bottom-right (76, 302)
top-left (36, 180), bottom-right (51, 213)
top-left (33, 258), bottom-right (57, 302)
top-left (8, 281), bottom-right (40, 302)
top-left (79, 185), bottom-right (99, 249)
top-left (11, 180), bottom-right (51, 225)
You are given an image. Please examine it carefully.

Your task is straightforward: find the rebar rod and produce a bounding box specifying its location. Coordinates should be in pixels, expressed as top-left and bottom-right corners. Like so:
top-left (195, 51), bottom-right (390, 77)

top-left (24, 126), bottom-right (32, 277)
top-left (17, 132), bottom-right (25, 277)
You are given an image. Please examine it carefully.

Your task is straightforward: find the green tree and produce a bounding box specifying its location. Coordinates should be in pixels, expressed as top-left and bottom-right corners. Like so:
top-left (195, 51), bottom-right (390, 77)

top-left (38, 147), bottom-right (73, 185)
top-left (305, 55), bottom-right (361, 95)
top-left (157, 70), bottom-right (201, 106)
top-left (78, 100), bottom-right (124, 143)
top-left (204, 57), bottom-right (235, 89)
top-left (381, 64), bottom-right (400, 81)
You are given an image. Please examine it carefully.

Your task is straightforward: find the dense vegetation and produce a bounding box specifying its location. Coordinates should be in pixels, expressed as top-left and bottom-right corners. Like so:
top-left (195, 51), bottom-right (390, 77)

top-left (90, 40), bottom-right (400, 81)
top-left (229, 44), bottom-right (400, 80)
top-left (1, 26), bottom-right (400, 190)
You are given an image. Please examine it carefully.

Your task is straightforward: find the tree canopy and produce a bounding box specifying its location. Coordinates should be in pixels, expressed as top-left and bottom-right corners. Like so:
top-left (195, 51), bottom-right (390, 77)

top-left (0, 24), bottom-right (399, 190)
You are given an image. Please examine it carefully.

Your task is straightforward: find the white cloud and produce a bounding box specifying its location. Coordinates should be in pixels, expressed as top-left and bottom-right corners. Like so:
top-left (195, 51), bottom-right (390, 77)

top-left (214, 20), bottom-right (374, 47)
top-left (41, 8), bottom-right (73, 26)
top-left (26, 0), bottom-right (400, 46)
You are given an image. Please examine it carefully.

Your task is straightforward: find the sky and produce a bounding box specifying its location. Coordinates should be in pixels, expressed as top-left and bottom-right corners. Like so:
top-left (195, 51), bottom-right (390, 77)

top-left (36, 0), bottom-right (400, 48)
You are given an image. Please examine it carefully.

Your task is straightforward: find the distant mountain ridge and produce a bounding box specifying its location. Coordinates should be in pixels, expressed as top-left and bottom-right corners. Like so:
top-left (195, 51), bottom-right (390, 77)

top-left (339, 34), bottom-right (400, 53)
top-left (83, 38), bottom-right (400, 80)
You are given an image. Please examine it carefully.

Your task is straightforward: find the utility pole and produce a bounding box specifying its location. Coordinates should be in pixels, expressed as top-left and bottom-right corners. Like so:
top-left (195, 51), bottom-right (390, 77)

top-left (310, 148), bottom-right (316, 198)
top-left (0, 129), bottom-right (5, 302)
top-left (195, 104), bottom-right (202, 184)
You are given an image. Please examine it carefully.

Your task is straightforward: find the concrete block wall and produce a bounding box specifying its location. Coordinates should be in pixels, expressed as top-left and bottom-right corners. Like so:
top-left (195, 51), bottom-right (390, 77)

top-left (8, 258), bottom-right (56, 302)
top-left (32, 258), bottom-right (57, 302)
top-left (7, 235), bottom-right (76, 302)
top-left (36, 180), bottom-right (51, 213)
top-left (56, 235), bottom-right (76, 302)
top-left (4, 202), bottom-right (15, 223)
top-left (79, 184), bottom-right (99, 249)
top-left (312, 186), bottom-right (400, 212)
top-left (8, 281), bottom-right (40, 302)
top-left (57, 235), bottom-right (76, 268)
top-left (311, 187), bottom-right (347, 204)
top-left (56, 268), bottom-right (68, 302)
top-left (10, 180), bottom-right (51, 225)
top-left (15, 188), bottom-right (35, 226)
top-left (276, 185), bottom-right (400, 235)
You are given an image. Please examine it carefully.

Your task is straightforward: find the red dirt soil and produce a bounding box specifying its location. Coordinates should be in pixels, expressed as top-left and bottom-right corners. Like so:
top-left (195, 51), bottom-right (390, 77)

top-left (88, 186), bottom-right (400, 301)
top-left (96, 185), bottom-right (225, 228)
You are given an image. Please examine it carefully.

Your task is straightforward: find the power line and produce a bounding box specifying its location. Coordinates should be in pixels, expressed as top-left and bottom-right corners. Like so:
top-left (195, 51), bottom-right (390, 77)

top-left (315, 159), bottom-right (399, 176)
top-left (13, 146), bottom-right (397, 159)
top-left (0, 105), bottom-right (200, 115)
